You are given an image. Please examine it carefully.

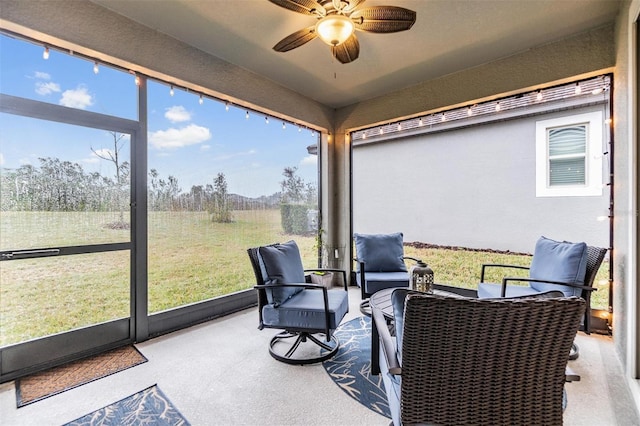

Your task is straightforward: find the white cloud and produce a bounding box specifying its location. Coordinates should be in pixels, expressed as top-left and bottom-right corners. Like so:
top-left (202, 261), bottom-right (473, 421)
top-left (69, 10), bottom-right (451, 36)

top-left (149, 124), bottom-right (211, 149)
top-left (200, 144), bottom-right (211, 151)
top-left (35, 81), bottom-right (61, 95)
top-left (165, 106), bottom-right (191, 123)
top-left (300, 155), bottom-right (318, 166)
top-left (82, 156), bottom-right (100, 164)
top-left (59, 85), bottom-right (94, 109)
top-left (34, 71), bottom-right (51, 80)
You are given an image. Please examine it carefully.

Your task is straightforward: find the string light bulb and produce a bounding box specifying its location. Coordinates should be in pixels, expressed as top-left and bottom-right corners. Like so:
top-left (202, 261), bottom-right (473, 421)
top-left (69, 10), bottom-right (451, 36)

top-left (467, 106), bottom-right (473, 116)
top-left (265, 116), bottom-right (269, 124)
top-left (575, 83), bottom-right (582, 94)
top-left (495, 102), bottom-right (501, 111)
top-left (245, 111), bottom-right (249, 119)
top-left (418, 118), bottom-right (423, 126)
top-left (93, 61), bottom-right (99, 74)
top-left (199, 94), bottom-right (203, 105)
top-left (225, 102), bottom-right (229, 111)
top-left (397, 123), bottom-right (401, 131)
top-left (42, 46), bottom-right (49, 60)
top-left (441, 113), bottom-right (446, 122)
top-left (169, 85), bottom-right (174, 96)
top-left (134, 74), bottom-right (141, 86)
top-left (536, 90), bottom-right (543, 101)
top-left (282, 122), bottom-right (286, 130)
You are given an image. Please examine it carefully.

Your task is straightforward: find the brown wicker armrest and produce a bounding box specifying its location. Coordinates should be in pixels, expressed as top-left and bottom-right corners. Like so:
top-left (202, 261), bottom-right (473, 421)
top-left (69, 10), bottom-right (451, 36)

top-left (372, 305), bottom-right (401, 375)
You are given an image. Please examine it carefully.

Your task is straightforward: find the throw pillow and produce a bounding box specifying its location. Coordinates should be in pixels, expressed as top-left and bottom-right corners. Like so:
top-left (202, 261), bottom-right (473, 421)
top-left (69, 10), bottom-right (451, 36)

top-left (354, 232), bottom-right (407, 272)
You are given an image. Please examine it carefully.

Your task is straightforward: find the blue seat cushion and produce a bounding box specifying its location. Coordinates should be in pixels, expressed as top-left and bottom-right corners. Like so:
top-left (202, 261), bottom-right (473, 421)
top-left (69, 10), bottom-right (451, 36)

top-left (478, 282), bottom-right (542, 299)
top-left (355, 271), bottom-right (409, 294)
top-left (261, 288), bottom-right (349, 331)
top-left (258, 240), bottom-right (306, 306)
top-left (354, 232), bottom-right (407, 272)
top-left (529, 236), bottom-right (588, 297)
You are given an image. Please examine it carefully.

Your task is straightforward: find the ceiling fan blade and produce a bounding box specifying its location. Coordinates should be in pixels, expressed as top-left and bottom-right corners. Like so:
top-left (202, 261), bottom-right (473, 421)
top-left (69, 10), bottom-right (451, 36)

top-left (351, 6), bottom-right (416, 33)
top-left (273, 26), bottom-right (318, 52)
top-left (332, 34), bottom-right (359, 64)
top-left (268, 0), bottom-right (326, 17)
top-left (342, 0), bottom-right (366, 14)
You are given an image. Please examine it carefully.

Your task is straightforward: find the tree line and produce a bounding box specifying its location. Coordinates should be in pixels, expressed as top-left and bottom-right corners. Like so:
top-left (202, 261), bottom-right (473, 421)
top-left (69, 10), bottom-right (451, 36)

top-left (1, 157), bottom-right (317, 225)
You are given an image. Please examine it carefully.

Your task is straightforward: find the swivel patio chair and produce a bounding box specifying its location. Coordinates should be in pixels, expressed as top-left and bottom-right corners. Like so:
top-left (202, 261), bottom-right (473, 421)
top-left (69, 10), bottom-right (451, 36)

top-left (373, 289), bottom-right (585, 426)
top-left (477, 236), bottom-right (607, 335)
top-left (247, 240), bottom-right (349, 365)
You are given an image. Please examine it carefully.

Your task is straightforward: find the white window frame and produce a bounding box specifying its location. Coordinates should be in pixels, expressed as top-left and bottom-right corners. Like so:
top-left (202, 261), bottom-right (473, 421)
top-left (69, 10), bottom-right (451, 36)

top-left (535, 111), bottom-right (603, 197)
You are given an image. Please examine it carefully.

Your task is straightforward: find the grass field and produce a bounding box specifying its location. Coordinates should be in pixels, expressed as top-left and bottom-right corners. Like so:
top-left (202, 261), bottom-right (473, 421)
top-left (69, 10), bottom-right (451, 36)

top-left (0, 210), bottom-right (609, 346)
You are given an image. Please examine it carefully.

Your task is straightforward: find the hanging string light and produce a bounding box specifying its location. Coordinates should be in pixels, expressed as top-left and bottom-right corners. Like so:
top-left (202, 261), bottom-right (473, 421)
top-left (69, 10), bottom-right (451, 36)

top-left (199, 94), bottom-right (204, 105)
top-left (265, 116), bottom-right (269, 124)
top-left (536, 90), bottom-right (543, 101)
top-left (42, 46), bottom-right (49, 60)
top-left (93, 61), bottom-right (99, 74)
top-left (575, 82), bottom-right (582, 94)
top-left (245, 111), bottom-right (249, 119)
top-left (169, 85), bottom-right (174, 96)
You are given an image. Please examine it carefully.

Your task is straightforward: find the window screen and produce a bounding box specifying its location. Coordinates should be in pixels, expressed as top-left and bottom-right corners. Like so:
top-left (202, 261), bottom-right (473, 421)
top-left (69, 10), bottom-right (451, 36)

top-left (548, 125), bottom-right (586, 186)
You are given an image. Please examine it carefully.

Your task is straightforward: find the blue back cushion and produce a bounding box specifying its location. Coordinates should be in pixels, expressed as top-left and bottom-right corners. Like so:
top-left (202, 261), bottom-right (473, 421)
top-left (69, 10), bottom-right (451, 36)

top-left (354, 232), bottom-right (407, 272)
top-left (258, 240), bottom-right (305, 306)
top-left (529, 236), bottom-right (588, 296)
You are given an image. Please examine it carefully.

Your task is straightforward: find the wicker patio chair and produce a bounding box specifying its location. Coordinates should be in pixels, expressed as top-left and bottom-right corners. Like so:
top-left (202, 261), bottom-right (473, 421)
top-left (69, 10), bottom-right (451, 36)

top-left (374, 290), bottom-right (585, 426)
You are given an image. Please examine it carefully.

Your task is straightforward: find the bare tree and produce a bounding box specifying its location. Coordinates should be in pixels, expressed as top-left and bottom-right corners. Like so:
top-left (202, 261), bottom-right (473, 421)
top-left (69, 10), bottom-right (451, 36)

top-left (92, 131), bottom-right (129, 227)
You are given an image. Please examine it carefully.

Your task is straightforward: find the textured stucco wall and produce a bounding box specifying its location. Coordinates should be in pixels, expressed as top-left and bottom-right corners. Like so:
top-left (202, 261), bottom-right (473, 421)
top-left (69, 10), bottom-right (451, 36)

top-left (352, 104), bottom-right (610, 253)
top-left (334, 24), bottom-right (616, 133)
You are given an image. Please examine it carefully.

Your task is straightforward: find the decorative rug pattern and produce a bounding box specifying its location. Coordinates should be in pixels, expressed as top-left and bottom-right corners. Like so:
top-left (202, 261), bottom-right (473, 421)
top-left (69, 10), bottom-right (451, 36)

top-left (16, 345), bottom-right (147, 407)
top-left (63, 384), bottom-right (190, 426)
top-left (323, 316), bottom-right (391, 418)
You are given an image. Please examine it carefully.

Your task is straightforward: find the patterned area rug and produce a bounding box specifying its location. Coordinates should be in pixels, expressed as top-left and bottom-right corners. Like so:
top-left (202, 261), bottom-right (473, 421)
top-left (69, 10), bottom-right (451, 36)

top-left (63, 384), bottom-right (190, 426)
top-left (16, 345), bottom-right (147, 407)
top-left (323, 316), bottom-right (391, 419)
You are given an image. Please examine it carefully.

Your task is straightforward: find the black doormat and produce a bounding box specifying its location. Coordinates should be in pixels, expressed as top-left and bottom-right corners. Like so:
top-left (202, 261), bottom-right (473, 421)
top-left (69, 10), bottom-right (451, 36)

top-left (16, 345), bottom-right (147, 407)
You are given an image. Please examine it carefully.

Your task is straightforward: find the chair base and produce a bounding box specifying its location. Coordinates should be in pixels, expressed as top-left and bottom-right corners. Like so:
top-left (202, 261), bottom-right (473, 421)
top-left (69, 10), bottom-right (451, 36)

top-left (569, 342), bottom-right (579, 360)
top-left (268, 331), bottom-right (340, 365)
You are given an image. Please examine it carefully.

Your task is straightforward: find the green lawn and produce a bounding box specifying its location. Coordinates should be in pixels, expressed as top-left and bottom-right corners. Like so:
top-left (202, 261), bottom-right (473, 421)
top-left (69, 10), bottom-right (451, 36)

top-left (0, 210), bottom-right (609, 346)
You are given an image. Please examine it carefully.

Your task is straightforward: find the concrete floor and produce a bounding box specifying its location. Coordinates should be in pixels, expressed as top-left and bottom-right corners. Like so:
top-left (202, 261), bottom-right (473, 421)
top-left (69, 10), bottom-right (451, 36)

top-left (1, 287), bottom-right (638, 425)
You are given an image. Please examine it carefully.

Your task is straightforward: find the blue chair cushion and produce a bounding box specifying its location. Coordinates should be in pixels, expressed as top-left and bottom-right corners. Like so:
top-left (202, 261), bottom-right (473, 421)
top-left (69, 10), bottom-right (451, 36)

top-left (478, 282), bottom-right (542, 299)
top-left (354, 232), bottom-right (407, 272)
top-left (258, 240), bottom-right (306, 306)
top-left (355, 271), bottom-right (409, 294)
top-left (529, 236), bottom-right (588, 297)
top-left (261, 288), bottom-right (349, 331)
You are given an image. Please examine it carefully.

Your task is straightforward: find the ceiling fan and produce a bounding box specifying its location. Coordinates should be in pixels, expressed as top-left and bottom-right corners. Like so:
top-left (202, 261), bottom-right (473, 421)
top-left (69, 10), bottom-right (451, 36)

top-left (268, 0), bottom-right (417, 64)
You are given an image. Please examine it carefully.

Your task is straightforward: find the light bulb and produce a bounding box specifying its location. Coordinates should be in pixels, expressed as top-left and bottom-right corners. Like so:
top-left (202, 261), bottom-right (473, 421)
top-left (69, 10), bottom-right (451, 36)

top-left (441, 113), bottom-right (446, 122)
top-left (265, 116), bottom-right (269, 124)
top-left (418, 118), bottom-right (423, 126)
top-left (42, 46), bottom-right (49, 60)
top-left (397, 123), bottom-right (401, 131)
top-left (134, 74), bottom-right (141, 86)
top-left (362, 133), bottom-right (367, 139)
top-left (93, 62), bottom-right (99, 74)
top-left (495, 102), bottom-right (501, 111)
top-left (245, 111), bottom-right (249, 119)
top-left (298, 126), bottom-right (302, 132)
top-left (315, 15), bottom-right (355, 46)
top-left (199, 95), bottom-right (204, 105)
top-left (282, 122), bottom-right (286, 130)
top-left (467, 106), bottom-right (473, 116)
top-left (379, 127), bottom-right (383, 134)
top-left (225, 102), bottom-right (229, 111)
top-left (536, 90), bottom-right (543, 101)
top-left (169, 85), bottom-right (174, 96)
top-left (575, 83), bottom-right (582, 94)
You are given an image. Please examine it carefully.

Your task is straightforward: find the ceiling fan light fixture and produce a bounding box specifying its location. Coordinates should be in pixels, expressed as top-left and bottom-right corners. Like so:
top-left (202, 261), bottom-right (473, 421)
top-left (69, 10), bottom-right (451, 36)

top-left (315, 14), bottom-right (354, 46)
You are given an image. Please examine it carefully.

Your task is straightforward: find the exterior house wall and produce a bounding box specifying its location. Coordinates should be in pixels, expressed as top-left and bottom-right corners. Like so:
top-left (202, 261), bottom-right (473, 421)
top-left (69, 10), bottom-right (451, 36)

top-left (353, 103), bottom-right (610, 253)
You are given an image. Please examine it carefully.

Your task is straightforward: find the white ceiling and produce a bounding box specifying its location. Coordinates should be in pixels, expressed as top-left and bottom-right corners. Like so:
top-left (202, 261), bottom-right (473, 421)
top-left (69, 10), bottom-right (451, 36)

top-left (90, 0), bottom-right (621, 109)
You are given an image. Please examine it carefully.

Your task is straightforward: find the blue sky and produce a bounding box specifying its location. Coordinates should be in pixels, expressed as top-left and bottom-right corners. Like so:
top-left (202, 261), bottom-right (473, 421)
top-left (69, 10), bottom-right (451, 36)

top-left (0, 34), bottom-right (318, 198)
